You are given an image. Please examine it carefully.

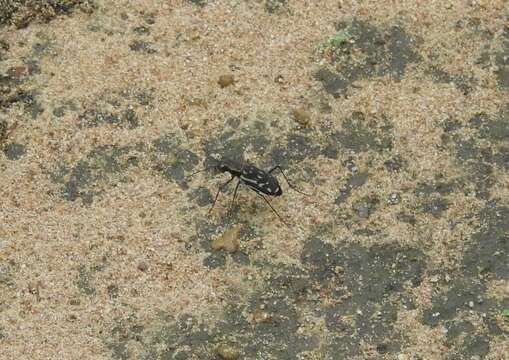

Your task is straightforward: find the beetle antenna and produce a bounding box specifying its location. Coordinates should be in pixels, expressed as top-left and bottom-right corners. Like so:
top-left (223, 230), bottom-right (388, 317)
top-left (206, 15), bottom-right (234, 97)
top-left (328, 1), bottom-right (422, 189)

top-left (186, 165), bottom-right (217, 180)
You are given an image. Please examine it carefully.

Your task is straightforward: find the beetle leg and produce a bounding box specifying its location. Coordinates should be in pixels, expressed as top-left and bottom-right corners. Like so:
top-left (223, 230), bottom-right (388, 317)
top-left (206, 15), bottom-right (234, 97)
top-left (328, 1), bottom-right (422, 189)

top-left (209, 176), bottom-right (235, 214)
top-left (267, 165), bottom-right (311, 196)
top-left (253, 190), bottom-right (289, 227)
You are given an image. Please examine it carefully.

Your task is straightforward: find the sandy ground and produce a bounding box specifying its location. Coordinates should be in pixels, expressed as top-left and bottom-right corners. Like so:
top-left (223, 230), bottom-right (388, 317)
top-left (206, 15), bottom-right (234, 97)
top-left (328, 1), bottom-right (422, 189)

top-left (0, 1), bottom-right (508, 359)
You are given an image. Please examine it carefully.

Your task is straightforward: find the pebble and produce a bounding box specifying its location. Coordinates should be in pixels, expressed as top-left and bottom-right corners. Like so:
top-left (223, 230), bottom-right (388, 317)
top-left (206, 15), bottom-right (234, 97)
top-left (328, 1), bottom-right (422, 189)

top-left (186, 96), bottom-right (206, 107)
top-left (0, 119), bottom-right (7, 140)
top-left (212, 226), bottom-right (241, 252)
top-left (8, 65), bottom-right (30, 79)
top-left (216, 344), bottom-right (240, 360)
top-left (218, 74), bottom-right (235, 88)
top-left (354, 202), bottom-right (370, 218)
top-left (334, 266), bottom-right (344, 274)
top-left (388, 192), bottom-right (401, 205)
top-left (137, 262), bottom-right (148, 272)
top-left (274, 74), bottom-right (284, 83)
top-left (292, 107), bottom-right (311, 127)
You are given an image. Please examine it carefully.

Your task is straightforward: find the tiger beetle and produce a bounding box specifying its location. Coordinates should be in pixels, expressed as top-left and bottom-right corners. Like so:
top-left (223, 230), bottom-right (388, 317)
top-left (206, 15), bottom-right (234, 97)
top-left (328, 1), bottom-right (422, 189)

top-left (188, 158), bottom-right (310, 226)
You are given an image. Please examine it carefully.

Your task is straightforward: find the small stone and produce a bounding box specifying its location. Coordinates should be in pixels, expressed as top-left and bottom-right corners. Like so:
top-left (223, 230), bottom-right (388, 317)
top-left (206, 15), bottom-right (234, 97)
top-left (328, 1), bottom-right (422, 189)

top-left (266, 0), bottom-right (288, 13)
top-left (388, 192), bottom-right (401, 205)
top-left (69, 298), bottom-right (80, 306)
top-left (0, 119), bottom-right (7, 140)
top-left (354, 202), bottom-right (370, 218)
top-left (187, 96), bottom-right (206, 107)
top-left (334, 266), bottom-right (344, 274)
top-left (292, 107), bottom-right (311, 127)
top-left (218, 74), bottom-right (235, 88)
top-left (376, 343), bottom-right (389, 354)
top-left (137, 262), bottom-right (148, 271)
top-left (129, 40), bottom-right (156, 53)
top-left (211, 226), bottom-right (241, 253)
top-left (107, 284), bottom-right (119, 299)
top-left (8, 65), bottom-right (30, 79)
top-left (133, 26), bottom-right (150, 35)
top-left (216, 344), bottom-right (240, 360)
top-left (251, 309), bottom-right (273, 323)
top-left (468, 301), bottom-right (474, 308)
top-left (53, 106), bottom-right (66, 117)
top-left (430, 275), bottom-right (439, 283)
top-left (27, 282), bottom-right (39, 296)
top-left (0, 40), bottom-right (9, 52)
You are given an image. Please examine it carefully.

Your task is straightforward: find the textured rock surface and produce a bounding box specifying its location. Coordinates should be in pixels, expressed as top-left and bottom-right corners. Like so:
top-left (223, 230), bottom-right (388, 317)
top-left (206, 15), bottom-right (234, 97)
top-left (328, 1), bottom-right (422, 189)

top-left (0, 1), bottom-right (508, 359)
